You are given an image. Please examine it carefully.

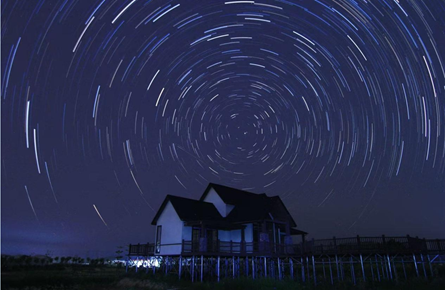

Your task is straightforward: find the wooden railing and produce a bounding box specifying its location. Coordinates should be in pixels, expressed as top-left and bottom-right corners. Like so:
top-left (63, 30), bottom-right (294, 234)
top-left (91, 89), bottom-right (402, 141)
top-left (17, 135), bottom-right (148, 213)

top-left (129, 235), bottom-right (445, 256)
top-left (128, 243), bottom-right (155, 256)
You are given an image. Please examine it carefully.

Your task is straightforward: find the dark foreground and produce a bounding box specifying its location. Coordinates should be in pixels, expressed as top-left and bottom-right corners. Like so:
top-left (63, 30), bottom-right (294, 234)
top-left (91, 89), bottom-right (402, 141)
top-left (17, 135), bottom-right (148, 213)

top-left (2, 266), bottom-right (445, 290)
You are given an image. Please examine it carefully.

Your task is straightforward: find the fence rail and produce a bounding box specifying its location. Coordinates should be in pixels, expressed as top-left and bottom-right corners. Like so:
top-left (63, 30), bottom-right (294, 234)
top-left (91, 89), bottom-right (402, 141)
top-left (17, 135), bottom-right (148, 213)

top-left (129, 235), bottom-right (445, 257)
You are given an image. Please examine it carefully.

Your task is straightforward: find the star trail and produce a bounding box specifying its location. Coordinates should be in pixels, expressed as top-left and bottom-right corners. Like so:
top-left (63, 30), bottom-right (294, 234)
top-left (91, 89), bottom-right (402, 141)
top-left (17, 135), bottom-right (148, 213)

top-left (2, 0), bottom-right (445, 256)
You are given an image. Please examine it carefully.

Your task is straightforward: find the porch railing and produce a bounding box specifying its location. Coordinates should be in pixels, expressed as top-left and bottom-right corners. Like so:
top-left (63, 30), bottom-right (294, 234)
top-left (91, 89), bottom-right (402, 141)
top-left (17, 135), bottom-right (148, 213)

top-left (129, 235), bottom-right (445, 256)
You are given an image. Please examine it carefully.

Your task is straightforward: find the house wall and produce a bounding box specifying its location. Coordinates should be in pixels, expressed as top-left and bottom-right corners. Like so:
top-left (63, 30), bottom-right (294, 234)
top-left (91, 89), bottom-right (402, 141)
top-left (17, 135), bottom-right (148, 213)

top-left (155, 201), bottom-right (183, 255)
top-left (203, 188), bottom-right (227, 217)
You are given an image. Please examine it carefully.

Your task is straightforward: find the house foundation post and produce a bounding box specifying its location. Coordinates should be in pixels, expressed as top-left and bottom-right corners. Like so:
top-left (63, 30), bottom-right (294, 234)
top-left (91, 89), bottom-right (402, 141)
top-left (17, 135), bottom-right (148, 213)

top-left (179, 256), bottom-right (182, 280)
top-left (380, 255), bottom-right (389, 279)
top-left (252, 257), bottom-right (255, 279)
top-left (201, 255), bottom-right (204, 282)
top-left (360, 254), bottom-right (366, 282)
top-left (322, 258), bottom-right (326, 280)
top-left (264, 256), bottom-right (267, 277)
top-left (290, 258), bottom-right (294, 280)
top-left (375, 256), bottom-right (381, 281)
top-left (386, 255), bottom-right (393, 280)
top-left (413, 254), bottom-right (419, 277)
top-left (135, 256), bottom-right (139, 273)
top-left (301, 257), bottom-right (305, 282)
top-left (328, 257), bottom-right (333, 285)
top-left (232, 256), bottom-right (235, 279)
top-left (392, 256), bottom-right (398, 282)
top-left (401, 258), bottom-right (407, 280)
top-left (350, 256), bottom-right (356, 285)
top-left (334, 254), bottom-right (339, 282)
top-left (191, 255), bottom-right (195, 282)
top-left (339, 257), bottom-right (344, 281)
top-left (420, 254), bottom-right (427, 279)
top-left (312, 256), bottom-right (317, 286)
top-left (334, 237), bottom-right (339, 282)
top-left (217, 256), bottom-right (220, 282)
top-left (427, 255), bottom-right (434, 277)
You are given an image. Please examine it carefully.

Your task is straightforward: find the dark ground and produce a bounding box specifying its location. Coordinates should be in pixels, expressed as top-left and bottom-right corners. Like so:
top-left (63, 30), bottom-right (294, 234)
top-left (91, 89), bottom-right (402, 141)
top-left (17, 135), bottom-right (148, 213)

top-left (2, 265), bottom-right (445, 290)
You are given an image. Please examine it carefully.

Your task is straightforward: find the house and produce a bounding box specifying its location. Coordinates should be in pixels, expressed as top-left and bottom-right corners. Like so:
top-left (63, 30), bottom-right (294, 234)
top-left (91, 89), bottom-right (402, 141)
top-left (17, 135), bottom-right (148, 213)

top-left (149, 183), bottom-right (307, 256)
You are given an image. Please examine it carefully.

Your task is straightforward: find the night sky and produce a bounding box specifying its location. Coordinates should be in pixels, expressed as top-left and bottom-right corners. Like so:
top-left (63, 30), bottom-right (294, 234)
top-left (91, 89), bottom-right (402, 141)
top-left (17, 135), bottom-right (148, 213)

top-left (2, 0), bottom-right (445, 258)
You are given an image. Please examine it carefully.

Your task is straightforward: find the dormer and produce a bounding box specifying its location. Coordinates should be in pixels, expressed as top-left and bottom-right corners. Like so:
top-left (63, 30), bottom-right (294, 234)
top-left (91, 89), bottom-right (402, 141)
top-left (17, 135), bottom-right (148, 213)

top-left (200, 183), bottom-right (298, 227)
top-left (200, 186), bottom-right (234, 217)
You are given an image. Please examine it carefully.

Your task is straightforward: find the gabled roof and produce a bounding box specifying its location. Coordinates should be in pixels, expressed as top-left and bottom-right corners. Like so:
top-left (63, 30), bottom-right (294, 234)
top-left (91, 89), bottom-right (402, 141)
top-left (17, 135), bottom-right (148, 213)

top-left (200, 183), bottom-right (297, 227)
top-left (151, 195), bottom-right (222, 225)
top-left (200, 183), bottom-right (267, 205)
top-left (152, 183), bottom-right (301, 231)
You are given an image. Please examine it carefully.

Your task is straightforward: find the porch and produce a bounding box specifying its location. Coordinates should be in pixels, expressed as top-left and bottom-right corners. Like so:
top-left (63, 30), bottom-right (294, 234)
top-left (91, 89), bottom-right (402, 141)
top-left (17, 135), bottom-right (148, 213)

top-left (128, 235), bottom-right (445, 257)
top-left (129, 239), bottom-right (303, 257)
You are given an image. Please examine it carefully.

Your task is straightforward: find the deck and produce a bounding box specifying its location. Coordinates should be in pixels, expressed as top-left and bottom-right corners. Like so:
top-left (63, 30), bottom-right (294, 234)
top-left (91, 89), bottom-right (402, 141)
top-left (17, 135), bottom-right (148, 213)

top-left (128, 235), bottom-right (445, 257)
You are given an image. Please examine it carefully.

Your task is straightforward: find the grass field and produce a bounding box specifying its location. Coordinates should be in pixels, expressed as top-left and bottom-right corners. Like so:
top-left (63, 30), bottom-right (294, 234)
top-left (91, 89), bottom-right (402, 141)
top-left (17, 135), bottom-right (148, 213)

top-left (2, 265), bottom-right (445, 290)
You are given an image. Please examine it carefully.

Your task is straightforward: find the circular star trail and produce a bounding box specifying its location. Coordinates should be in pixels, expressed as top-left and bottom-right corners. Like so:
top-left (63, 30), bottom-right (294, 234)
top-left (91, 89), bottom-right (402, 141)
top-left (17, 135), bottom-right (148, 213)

top-left (2, 0), bottom-right (445, 254)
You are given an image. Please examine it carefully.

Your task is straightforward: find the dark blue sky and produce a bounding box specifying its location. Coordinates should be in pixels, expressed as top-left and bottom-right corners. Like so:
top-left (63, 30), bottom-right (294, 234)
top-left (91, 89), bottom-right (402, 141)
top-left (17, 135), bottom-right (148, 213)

top-left (2, 0), bottom-right (445, 258)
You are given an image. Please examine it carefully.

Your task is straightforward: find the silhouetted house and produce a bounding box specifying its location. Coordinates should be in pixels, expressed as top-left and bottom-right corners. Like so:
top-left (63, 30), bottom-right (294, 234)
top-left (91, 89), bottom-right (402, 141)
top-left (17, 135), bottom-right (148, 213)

top-left (150, 183), bottom-right (307, 256)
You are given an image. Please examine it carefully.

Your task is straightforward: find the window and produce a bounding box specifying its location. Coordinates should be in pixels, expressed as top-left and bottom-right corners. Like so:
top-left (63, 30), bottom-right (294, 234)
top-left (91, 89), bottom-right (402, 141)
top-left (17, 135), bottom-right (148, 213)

top-left (155, 225), bottom-right (162, 253)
